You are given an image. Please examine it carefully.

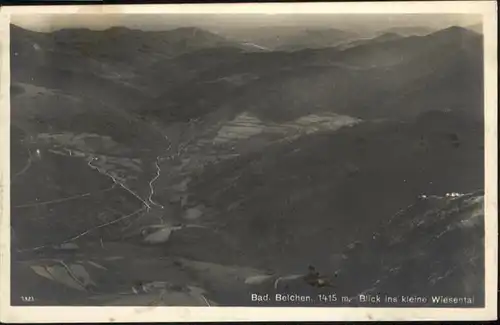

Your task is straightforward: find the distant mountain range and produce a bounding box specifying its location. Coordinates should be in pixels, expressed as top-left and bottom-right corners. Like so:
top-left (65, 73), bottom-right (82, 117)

top-left (378, 25), bottom-right (434, 36)
top-left (11, 25), bottom-right (259, 67)
top-left (217, 24), bottom-right (481, 50)
top-left (336, 32), bottom-right (403, 50)
top-left (216, 26), bottom-right (358, 50)
top-left (264, 28), bottom-right (361, 51)
top-left (139, 25), bottom-right (483, 125)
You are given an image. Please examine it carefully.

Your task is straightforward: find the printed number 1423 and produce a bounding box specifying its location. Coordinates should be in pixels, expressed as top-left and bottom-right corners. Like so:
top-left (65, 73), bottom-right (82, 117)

top-left (21, 296), bottom-right (35, 302)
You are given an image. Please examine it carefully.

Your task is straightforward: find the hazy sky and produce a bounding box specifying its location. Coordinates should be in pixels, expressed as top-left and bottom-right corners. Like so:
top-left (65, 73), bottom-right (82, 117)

top-left (12, 13), bottom-right (481, 34)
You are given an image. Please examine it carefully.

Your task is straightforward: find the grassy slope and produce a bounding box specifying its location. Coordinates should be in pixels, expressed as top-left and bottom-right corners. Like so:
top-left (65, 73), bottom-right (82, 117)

top-left (187, 112), bottom-right (484, 273)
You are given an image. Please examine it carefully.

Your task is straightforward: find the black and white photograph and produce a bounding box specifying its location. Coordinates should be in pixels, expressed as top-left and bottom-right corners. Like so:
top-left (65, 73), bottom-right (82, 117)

top-left (0, 1), bottom-right (497, 322)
